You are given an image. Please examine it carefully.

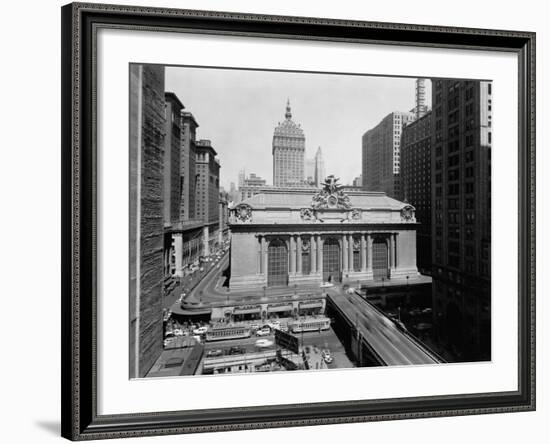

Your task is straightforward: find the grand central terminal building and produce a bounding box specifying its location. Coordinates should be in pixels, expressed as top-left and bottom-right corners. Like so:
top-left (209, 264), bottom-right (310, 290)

top-left (228, 176), bottom-right (421, 291)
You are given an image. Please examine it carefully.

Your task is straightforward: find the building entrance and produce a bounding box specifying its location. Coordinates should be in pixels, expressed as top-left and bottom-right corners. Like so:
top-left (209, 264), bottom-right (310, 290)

top-left (372, 238), bottom-right (389, 280)
top-left (323, 238), bottom-right (341, 283)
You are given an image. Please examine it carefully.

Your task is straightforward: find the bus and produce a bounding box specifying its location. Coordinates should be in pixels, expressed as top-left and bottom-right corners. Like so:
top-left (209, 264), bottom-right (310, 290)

top-left (205, 324), bottom-right (252, 342)
top-left (290, 316), bottom-right (331, 333)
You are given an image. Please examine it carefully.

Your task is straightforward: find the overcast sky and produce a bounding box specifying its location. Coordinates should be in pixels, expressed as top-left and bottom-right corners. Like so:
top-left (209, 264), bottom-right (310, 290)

top-left (166, 66), bottom-right (431, 190)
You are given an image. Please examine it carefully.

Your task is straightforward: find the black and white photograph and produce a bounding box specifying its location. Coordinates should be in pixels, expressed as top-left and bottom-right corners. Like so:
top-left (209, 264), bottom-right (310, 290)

top-left (129, 65), bottom-right (492, 379)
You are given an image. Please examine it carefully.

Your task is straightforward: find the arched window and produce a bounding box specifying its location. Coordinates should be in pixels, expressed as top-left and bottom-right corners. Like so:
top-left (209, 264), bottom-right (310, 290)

top-left (372, 238), bottom-right (389, 280)
top-left (322, 238), bottom-right (341, 283)
top-left (267, 239), bottom-right (288, 287)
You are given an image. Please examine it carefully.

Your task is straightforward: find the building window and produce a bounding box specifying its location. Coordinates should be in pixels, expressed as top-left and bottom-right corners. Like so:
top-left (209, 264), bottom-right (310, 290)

top-left (448, 183), bottom-right (459, 195)
top-left (302, 251), bottom-right (310, 275)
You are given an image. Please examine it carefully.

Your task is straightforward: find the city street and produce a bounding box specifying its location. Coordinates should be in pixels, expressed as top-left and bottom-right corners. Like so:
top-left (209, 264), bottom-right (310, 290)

top-left (202, 327), bottom-right (353, 370)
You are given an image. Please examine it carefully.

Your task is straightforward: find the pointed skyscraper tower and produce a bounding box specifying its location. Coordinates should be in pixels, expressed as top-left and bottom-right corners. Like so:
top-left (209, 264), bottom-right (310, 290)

top-left (272, 99), bottom-right (306, 187)
top-left (314, 146), bottom-right (325, 187)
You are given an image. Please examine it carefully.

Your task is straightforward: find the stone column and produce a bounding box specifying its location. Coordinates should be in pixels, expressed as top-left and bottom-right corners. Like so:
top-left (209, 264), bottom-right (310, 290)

top-left (262, 237), bottom-right (268, 275)
top-left (297, 235), bottom-right (302, 274)
top-left (257, 235), bottom-right (265, 274)
top-left (317, 235), bottom-right (323, 275)
top-left (257, 236), bottom-right (261, 274)
top-left (389, 236), bottom-right (395, 269)
top-left (367, 234), bottom-right (373, 271)
top-left (394, 233), bottom-right (398, 268)
top-left (311, 235), bottom-right (317, 273)
top-left (360, 234), bottom-right (367, 271)
top-left (342, 234), bottom-right (348, 272)
top-left (348, 234), bottom-right (354, 271)
top-left (289, 236), bottom-right (296, 274)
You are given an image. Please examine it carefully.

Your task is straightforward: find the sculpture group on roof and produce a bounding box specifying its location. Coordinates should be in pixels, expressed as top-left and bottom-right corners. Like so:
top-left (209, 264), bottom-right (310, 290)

top-left (311, 175), bottom-right (352, 210)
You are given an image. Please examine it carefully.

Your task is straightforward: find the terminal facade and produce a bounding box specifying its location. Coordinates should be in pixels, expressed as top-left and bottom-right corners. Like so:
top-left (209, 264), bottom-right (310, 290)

top-left (229, 176), bottom-right (420, 291)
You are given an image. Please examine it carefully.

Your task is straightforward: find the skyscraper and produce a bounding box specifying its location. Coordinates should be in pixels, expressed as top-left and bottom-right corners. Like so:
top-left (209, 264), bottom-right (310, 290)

top-left (180, 111), bottom-right (199, 221)
top-left (431, 79), bottom-right (492, 361)
top-left (362, 111), bottom-right (415, 199)
top-left (238, 168), bottom-right (246, 188)
top-left (413, 78), bottom-right (429, 119)
top-left (195, 139), bottom-right (221, 256)
top-left (305, 147), bottom-right (325, 187)
top-left (314, 146), bottom-right (325, 187)
top-left (401, 110), bottom-right (432, 272)
top-left (163, 92), bottom-right (184, 227)
top-left (272, 99), bottom-right (305, 187)
top-left (305, 158), bottom-right (315, 184)
top-left (129, 64), bottom-right (165, 378)
top-left (239, 172), bottom-right (267, 201)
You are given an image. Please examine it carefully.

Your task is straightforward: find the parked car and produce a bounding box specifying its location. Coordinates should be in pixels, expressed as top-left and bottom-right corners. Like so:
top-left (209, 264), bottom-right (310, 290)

top-left (266, 320), bottom-right (281, 330)
top-left (320, 282), bottom-right (334, 288)
top-left (192, 335), bottom-right (202, 343)
top-left (321, 349), bottom-right (333, 364)
top-left (193, 326), bottom-right (208, 335)
top-left (163, 338), bottom-right (176, 347)
top-left (206, 349), bottom-right (223, 358)
top-left (228, 346), bottom-right (246, 355)
top-left (256, 327), bottom-right (271, 336)
top-left (172, 329), bottom-right (185, 336)
top-left (255, 339), bottom-right (274, 348)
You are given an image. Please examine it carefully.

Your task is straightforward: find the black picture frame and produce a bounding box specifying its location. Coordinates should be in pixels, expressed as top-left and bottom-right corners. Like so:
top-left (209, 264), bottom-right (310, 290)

top-left (61, 2), bottom-right (536, 440)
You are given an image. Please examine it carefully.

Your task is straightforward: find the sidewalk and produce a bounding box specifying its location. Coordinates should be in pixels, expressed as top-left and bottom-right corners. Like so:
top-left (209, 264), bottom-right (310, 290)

top-left (164, 252), bottom-right (228, 310)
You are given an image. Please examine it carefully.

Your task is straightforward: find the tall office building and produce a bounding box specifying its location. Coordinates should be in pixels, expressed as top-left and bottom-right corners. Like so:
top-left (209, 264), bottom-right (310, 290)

top-left (195, 139), bottom-right (221, 256)
top-left (173, 111), bottom-right (216, 279)
top-left (401, 110), bottom-right (432, 273)
top-left (228, 181), bottom-right (240, 204)
top-left (362, 111), bottom-right (415, 199)
top-left (305, 147), bottom-right (325, 187)
top-left (238, 168), bottom-right (246, 189)
top-left (163, 92), bottom-right (184, 227)
top-left (180, 111), bottom-right (199, 221)
top-left (413, 78), bottom-right (429, 119)
top-left (272, 99), bottom-right (306, 187)
top-left (129, 64), bottom-right (165, 378)
top-left (305, 158), bottom-right (315, 184)
top-left (431, 79), bottom-right (492, 361)
top-left (239, 172), bottom-right (267, 201)
top-left (313, 146), bottom-right (325, 187)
